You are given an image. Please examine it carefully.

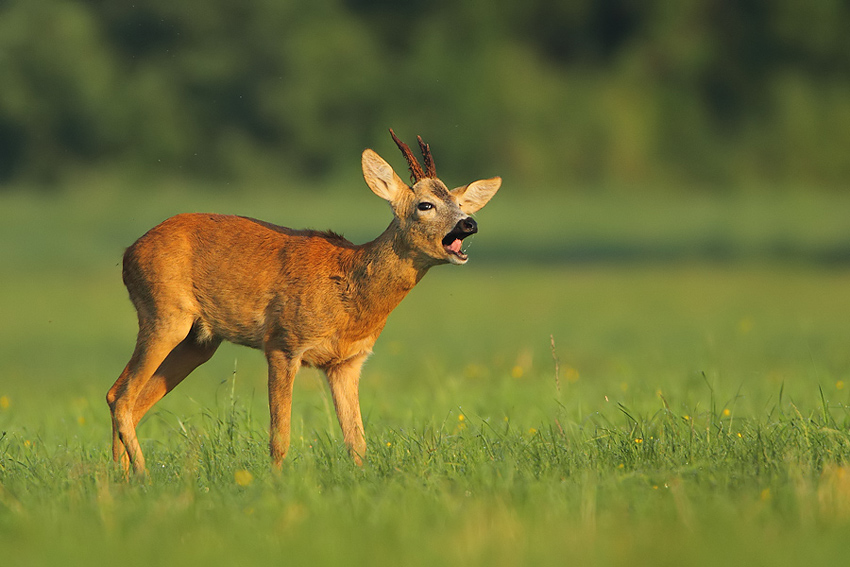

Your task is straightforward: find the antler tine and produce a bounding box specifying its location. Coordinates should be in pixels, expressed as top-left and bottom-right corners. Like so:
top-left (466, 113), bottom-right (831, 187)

top-left (417, 136), bottom-right (436, 179)
top-left (389, 128), bottom-right (426, 183)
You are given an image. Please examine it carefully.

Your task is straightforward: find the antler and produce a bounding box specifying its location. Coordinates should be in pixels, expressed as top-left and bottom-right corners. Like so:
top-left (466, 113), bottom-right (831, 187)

top-left (418, 136), bottom-right (436, 179)
top-left (389, 128), bottom-right (436, 183)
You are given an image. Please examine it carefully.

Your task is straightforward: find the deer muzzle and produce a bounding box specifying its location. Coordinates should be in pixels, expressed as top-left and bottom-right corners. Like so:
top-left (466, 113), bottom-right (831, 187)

top-left (442, 217), bottom-right (478, 262)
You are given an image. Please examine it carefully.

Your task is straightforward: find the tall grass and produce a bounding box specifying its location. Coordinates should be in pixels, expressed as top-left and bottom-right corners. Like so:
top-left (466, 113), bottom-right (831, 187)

top-left (4, 375), bottom-right (850, 567)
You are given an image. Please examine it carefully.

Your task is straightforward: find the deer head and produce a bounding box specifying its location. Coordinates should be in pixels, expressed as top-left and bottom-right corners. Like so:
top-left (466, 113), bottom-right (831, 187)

top-left (361, 129), bottom-right (501, 266)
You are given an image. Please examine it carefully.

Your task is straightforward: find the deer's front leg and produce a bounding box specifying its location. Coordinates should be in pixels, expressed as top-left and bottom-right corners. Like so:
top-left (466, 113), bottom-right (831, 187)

top-left (324, 354), bottom-right (368, 465)
top-left (266, 348), bottom-right (300, 468)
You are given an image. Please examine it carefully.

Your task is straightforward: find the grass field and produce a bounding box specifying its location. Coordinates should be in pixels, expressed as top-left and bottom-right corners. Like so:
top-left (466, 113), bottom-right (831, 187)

top-left (2, 184), bottom-right (850, 565)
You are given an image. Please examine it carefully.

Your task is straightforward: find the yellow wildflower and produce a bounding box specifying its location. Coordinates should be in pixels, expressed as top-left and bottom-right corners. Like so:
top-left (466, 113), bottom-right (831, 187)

top-left (456, 414), bottom-right (466, 431)
top-left (234, 469), bottom-right (253, 487)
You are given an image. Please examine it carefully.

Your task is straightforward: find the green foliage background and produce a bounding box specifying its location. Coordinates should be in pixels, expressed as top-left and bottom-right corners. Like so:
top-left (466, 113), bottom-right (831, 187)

top-left (2, 0), bottom-right (850, 190)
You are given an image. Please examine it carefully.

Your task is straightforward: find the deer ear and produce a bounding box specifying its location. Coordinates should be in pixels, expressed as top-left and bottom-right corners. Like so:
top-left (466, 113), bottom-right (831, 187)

top-left (452, 177), bottom-right (501, 214)
top-left (362, 149), bottom-right (408, 203)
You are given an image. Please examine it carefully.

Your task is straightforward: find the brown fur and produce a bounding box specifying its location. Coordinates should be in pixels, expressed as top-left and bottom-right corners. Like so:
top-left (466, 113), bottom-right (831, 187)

top-left (106, 134), bottom-right (501, 475)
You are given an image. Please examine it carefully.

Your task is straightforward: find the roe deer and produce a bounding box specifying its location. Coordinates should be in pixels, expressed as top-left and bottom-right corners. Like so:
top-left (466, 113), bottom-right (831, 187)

top-left (107, 130), bottom-right (501, 474)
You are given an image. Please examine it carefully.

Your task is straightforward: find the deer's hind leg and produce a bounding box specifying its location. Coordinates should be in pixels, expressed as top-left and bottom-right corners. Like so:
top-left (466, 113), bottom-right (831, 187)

top-left (132, 328), bottom-right (221, 427)
top-left (107, 316), bottom-right (195, 475)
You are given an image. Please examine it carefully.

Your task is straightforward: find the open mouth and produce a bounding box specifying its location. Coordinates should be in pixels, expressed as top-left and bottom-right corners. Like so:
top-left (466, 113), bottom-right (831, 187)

top-left (442, 227), bottom-right (473, 262)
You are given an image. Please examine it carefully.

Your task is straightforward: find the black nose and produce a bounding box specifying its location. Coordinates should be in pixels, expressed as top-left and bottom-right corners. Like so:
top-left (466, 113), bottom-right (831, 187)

top-left (458, 217), bottom-right (477, 234)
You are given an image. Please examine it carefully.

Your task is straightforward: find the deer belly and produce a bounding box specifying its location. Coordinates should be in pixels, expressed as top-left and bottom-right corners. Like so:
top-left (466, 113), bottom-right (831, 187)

top-left (194, 300), bottom-right (268, 349)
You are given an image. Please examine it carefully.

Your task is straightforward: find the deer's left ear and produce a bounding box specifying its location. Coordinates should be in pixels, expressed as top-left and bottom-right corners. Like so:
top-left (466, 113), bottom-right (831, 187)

top-left (452, 177), bottom-right (501, 214)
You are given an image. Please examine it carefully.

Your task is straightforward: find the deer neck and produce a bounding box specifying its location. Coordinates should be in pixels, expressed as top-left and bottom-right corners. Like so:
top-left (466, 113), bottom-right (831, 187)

top-left (348, 219), bottom-right (431, 314)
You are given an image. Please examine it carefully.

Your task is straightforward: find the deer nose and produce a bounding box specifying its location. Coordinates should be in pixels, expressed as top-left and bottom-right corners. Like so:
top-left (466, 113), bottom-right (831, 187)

top-left (458, 217), bottom-right (477, 234)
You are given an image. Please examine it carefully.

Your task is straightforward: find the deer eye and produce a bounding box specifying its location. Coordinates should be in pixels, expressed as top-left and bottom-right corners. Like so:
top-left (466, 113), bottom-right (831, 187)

top-left (417, 202), bottom-right (434, 211)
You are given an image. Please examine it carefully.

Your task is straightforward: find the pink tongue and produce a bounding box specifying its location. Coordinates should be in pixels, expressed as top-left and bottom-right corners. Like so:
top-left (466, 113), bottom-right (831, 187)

top-left (447, 239), bottom-right (462, 253)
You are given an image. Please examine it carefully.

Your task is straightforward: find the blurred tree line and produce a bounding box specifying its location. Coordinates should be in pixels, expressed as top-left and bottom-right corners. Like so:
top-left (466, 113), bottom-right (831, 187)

top-left (1, 0), bottom-right (849, 191)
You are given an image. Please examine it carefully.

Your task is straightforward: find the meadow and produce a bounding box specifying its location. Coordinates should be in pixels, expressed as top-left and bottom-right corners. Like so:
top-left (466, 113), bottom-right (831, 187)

top-left (2, 183), bottom-right (850, 565)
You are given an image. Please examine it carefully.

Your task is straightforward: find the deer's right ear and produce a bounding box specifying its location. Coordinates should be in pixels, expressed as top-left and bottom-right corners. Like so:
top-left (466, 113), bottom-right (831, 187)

top-left (362, 149), bottom-right (408, 203)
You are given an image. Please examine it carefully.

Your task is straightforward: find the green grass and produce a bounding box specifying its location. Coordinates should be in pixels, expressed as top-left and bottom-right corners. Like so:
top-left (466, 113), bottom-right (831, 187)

top-left (3, 185), bottom-right (850, 565)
